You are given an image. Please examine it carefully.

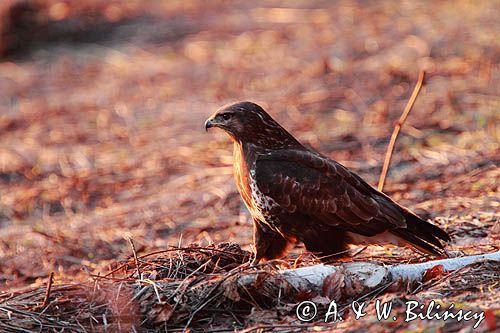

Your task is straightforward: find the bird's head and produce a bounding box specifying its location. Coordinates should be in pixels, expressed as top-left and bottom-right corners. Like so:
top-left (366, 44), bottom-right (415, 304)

top-left (205, 101), bottom-right (301, 148)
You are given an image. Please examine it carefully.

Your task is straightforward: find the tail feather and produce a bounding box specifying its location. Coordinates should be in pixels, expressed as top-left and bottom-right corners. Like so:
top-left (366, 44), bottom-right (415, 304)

top-left (391, 211), bottom-right (450, 256)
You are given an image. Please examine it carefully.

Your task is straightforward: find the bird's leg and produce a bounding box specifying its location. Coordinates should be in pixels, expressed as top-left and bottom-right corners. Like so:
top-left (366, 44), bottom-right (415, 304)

top-left (251, 223), bottom-right (265, 265)
top-left (251, 219), bottom-right (290, 265)
top-left (302, 229), bottom-right (351, 263)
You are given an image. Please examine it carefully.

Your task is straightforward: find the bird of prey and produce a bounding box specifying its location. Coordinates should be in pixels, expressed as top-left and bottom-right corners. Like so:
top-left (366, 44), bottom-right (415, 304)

top-left (205, 101), bottom-right (450, 264)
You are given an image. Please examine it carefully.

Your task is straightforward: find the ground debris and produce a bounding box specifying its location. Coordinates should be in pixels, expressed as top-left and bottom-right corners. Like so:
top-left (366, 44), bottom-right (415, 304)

top-left (0, 0), bottom-right (498, 331)
top-left (1, 244), bottom-right (498, 332)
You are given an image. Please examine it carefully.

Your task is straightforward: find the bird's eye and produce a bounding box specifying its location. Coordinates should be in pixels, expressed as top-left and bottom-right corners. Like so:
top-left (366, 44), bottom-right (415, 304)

top-left (222, 113), bottom-right (231, 121)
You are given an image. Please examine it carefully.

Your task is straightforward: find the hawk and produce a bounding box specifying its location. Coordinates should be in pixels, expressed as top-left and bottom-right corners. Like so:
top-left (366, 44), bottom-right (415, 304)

top-left (205, 101), bottom-right (450, 264)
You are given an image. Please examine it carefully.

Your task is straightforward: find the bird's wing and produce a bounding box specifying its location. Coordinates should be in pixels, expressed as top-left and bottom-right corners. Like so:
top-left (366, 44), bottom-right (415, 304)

top-left (254, 149), bottom-right (407, 236)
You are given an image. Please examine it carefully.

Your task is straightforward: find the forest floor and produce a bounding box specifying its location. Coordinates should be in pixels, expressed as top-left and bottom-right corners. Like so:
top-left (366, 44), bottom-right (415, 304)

top-left (0, 0), bottom-right (498, 331)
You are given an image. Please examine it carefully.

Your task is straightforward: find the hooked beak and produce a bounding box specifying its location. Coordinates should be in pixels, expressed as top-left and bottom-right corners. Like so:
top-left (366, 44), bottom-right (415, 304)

top-left (204, 118), bottom-right (214, 131)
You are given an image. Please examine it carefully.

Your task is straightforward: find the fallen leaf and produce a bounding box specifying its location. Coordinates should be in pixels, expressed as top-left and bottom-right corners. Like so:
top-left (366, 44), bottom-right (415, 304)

top-left (484, 309), bottom-right (497, 331)
top-left (321, 270), bottom-right (344, 300)
top-left (422, 264), bottom-right (445, 282)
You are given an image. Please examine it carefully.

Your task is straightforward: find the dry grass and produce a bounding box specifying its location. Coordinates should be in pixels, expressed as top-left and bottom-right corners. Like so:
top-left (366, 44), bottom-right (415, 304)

top-left (1, 243), bottom-right (498, 332)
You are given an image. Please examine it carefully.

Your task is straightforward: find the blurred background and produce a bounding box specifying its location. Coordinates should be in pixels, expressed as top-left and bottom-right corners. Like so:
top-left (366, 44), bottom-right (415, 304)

top-left (0, 0), bottom-right (498, 290)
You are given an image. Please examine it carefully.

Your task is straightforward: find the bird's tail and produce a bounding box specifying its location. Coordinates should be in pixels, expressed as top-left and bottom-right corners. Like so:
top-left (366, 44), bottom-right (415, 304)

top-left (391, 210), bottom-right (451, 256)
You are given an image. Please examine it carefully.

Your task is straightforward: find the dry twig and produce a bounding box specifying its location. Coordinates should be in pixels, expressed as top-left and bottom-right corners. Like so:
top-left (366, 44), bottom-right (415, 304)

top-left (40, 272), bottom-right (54, 309)
top-left (126, 236), bottom-right (142, 279)
top-left (378, 70), bottom-right (426, 191)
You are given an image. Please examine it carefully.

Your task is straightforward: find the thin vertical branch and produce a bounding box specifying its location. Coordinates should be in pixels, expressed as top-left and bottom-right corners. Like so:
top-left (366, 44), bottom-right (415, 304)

top-left (127, 236), bottom-right (142, 279)
top-left (378, 70), bottom-right (425, 191)
top-left (41, 272), bottom-right (54, 308)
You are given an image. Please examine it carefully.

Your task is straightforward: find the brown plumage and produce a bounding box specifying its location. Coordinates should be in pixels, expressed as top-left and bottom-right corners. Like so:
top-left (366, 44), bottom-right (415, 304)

top-left (205, 101), bottom-right (450, 264)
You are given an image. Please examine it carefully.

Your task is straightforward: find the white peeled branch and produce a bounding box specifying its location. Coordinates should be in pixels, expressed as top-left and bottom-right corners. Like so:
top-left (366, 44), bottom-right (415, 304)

top-left (237, 251), bottom-right (500, 299)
